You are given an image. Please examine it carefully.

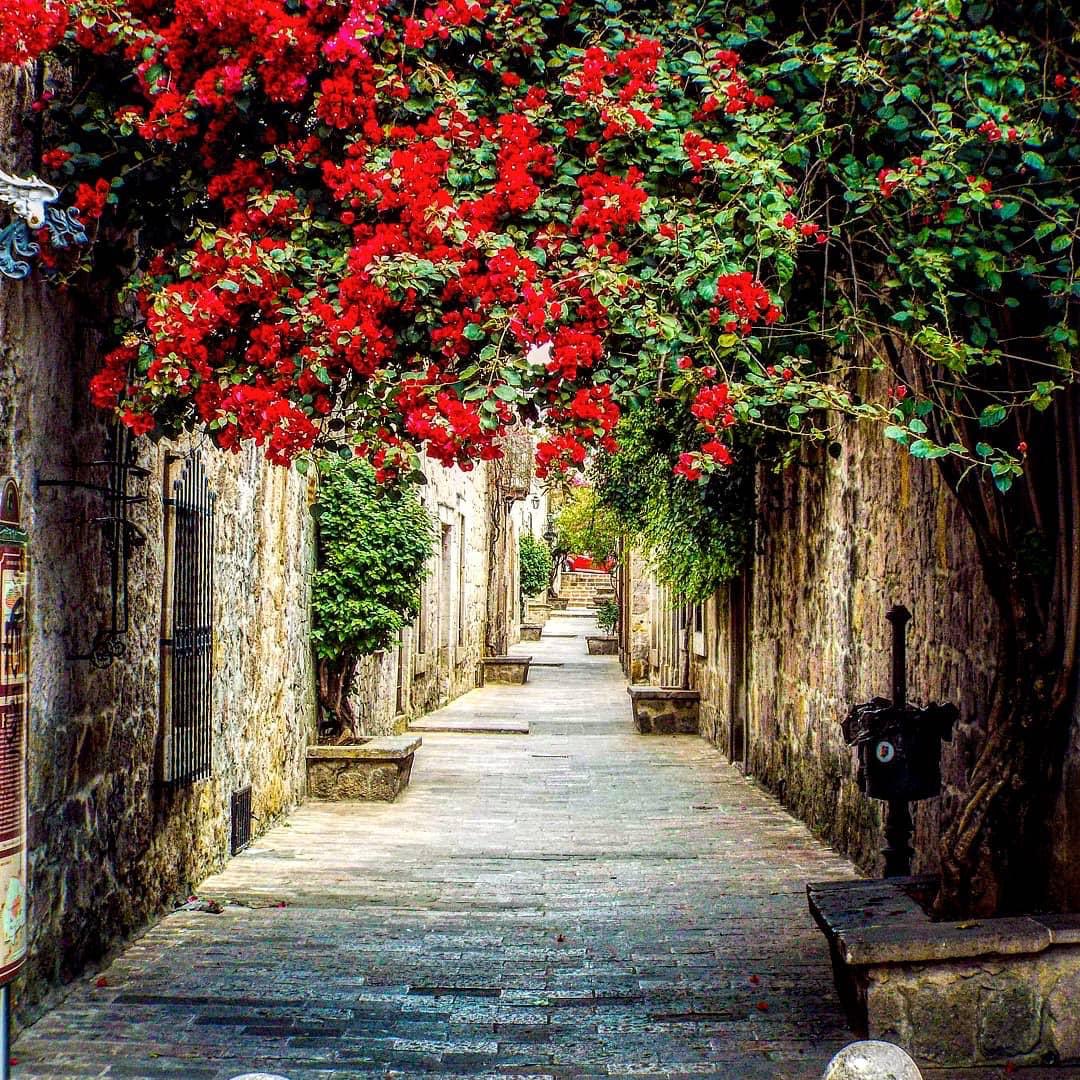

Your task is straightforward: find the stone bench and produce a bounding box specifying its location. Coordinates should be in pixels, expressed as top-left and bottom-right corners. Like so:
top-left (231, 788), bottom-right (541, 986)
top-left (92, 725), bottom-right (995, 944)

top-left (306, 735), bottom-right (421, 802)
top-left (481, 656), bottom-right (531, 684)
top-left (627, 686), bottom-right (700, 734)
top-left (807, 876), bottom-right (1080, 1068)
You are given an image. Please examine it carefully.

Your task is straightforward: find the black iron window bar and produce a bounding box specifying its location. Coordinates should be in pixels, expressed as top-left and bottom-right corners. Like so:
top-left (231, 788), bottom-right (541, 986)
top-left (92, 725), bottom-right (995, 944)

top-left (36, 423), bottom-right (148, 667)
top-left (161, 452), bottom-right (215, 787)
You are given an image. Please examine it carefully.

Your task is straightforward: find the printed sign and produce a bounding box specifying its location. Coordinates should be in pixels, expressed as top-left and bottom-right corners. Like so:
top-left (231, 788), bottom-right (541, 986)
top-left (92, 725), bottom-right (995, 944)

top-left (0, 479), bottom-right (27, 985)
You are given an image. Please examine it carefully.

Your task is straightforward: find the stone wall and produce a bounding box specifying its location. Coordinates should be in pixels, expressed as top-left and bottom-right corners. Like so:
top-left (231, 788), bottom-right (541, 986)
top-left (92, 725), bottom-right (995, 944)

top-left (627, 370), bottom-right (1080, 886)
top-left (346, 455), bottom-right (501, 736)
top-left (2, 66), bottom-right (316, 1019)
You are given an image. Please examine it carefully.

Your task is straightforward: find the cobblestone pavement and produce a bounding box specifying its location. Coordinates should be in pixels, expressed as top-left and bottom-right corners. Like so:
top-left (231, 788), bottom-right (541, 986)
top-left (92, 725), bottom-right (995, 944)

top-left (16, 617), bottom-right (876, 1078)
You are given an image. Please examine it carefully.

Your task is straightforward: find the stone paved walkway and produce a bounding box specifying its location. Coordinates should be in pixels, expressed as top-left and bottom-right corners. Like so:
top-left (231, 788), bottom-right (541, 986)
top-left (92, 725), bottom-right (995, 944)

top-left (14, 616), bottom-right (868, 1079)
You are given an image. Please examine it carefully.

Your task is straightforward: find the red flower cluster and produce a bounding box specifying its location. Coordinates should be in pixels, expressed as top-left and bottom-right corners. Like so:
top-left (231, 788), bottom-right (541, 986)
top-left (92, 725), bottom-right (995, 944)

top-left (0, 0), bottom-right (67, 65)
top-left (573, 168), bottom-right (647, 252)
top-left (683, 133), bottom-right (729, 171)
top-left (690, 384), bottom-right (734, 431)
top-left (73, 178), bottom-right (111, 220)
top-left (563, 39), bottom-right (663, 104)
top-left (713, 273), bottom-right (780, 334)
top-left (878, 167), bottom-right (901, 197)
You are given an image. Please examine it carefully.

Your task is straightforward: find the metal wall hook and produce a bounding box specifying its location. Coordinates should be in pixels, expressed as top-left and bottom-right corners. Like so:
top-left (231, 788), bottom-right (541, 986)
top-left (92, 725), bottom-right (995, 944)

top-left (36, 424), bottom-right (149, 666)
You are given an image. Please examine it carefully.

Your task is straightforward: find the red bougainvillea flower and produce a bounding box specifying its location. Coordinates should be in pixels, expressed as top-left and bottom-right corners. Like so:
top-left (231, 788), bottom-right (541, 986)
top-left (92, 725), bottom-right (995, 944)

top-left (0, 0), bottom-right (67, 65)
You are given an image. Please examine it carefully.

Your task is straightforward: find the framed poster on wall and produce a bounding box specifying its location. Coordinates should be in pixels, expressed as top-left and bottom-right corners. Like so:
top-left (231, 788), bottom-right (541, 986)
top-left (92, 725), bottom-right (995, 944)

top-left (0, 478), bottom-right (27, 986)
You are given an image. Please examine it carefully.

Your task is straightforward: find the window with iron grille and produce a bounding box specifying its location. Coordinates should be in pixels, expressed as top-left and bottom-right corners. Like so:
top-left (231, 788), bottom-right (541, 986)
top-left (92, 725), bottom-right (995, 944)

top-left (161, 453), bottom-right (215, 786)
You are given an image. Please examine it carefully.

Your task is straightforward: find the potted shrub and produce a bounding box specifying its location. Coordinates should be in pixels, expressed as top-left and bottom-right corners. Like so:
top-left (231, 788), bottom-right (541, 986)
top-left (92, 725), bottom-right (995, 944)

top-left (587, 599), bottom-right (620, 655)
top-left (308, 460), bottom-right (434, 799)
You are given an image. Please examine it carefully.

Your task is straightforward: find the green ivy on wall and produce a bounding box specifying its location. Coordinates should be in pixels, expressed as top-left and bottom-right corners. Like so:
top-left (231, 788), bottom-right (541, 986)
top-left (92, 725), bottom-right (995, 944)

top-left (594, 401), bottom-right (753, 603)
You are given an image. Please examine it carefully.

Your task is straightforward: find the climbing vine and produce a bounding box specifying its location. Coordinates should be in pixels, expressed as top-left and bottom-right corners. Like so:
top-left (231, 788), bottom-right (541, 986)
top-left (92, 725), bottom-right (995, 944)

top-left (552, 485), bottom-right (621, 565)
top-left (594, 401), bottom-right (752, 602)
top-left (9, 0), bottom-right (1069, 489)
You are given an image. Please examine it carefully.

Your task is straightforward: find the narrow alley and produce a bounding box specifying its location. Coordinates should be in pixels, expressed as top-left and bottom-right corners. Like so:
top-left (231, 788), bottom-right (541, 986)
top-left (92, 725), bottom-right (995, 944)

top-left (12, 615), bottom-right (861, 1079)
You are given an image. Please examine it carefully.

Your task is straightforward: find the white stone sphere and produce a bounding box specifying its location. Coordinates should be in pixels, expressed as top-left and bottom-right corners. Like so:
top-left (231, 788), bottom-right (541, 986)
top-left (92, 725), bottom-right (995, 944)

top-left (822, 1041), bottom-right (923, 1080)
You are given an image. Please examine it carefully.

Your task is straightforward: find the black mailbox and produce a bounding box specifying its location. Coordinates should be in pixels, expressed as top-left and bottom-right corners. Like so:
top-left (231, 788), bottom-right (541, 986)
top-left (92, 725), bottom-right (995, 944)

top-left (842, 696), bottom-right (957, 802)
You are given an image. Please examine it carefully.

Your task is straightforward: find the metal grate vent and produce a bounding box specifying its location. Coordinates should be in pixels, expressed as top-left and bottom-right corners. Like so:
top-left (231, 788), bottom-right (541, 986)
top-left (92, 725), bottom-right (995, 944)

top-left (231, 785), bottom-right (252, 855)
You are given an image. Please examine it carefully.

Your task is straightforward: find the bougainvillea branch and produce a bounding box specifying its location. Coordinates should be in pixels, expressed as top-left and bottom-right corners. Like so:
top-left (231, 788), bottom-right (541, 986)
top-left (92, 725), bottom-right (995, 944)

top-left (1, 0), bottom-right (1075, 494)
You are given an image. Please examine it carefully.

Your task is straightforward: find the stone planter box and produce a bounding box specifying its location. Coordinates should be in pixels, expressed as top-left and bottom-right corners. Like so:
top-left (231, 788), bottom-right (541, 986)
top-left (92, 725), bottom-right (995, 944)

top-left (481, 655), bottom-right (531, 684)
top-left (307, 735), bottom-right (421, 802)
top-left (586, 635), bottom-right (618, 655)
top-left (627, 686), bottom-right (700, 734)
top-left (548, 595), bottom-right (568, 610)
top-left (520, 623), bottom-right (543, 642)
top-left (808, 876), bottom-right (1080, 1068)
top-left (526, 601), bottom-right (551, 624)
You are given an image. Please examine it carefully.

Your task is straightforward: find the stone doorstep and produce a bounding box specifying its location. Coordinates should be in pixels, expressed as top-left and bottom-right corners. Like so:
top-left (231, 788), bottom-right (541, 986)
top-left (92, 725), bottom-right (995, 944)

top-left (807, 876), bottom-right (1080, 1068)
top-left (586, 635), bottom-right (619, 655)
top-left (306, 736), bottom-right (421, 803)
top-left (627, 686), bottom-right (701, 702)
top-left (627, 686), bottom-right (701, 736)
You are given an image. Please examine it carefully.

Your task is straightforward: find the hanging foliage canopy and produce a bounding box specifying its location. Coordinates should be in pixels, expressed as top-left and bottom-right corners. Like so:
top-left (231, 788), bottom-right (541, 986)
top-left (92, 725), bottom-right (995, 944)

top-left (8, 0), bottom-right (1071, 489)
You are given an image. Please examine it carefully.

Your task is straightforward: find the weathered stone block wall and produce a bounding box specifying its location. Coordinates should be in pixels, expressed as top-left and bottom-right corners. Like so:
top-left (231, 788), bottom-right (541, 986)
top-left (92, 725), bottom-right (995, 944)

top-left (2, 68), bottom-right (316, 1019)
top-left (742, 412), bottom-right (1001, 877)
top-left (633, 365), bottom-right (1048, 880)
top-left (344, 455), bottom-right (499, 737)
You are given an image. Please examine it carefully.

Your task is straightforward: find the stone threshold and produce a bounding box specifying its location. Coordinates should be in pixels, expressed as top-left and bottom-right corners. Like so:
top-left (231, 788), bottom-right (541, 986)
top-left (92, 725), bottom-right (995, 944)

top-left (807, 876), bottom-right (1080, 1068)
top-left (586, 636), bottom-right (619, 655)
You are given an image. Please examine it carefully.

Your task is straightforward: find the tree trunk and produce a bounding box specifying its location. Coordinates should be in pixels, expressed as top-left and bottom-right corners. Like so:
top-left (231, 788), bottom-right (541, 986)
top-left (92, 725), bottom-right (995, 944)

top-left (933, 386), bottom-right (1080, 917)
top-left (317, 653), bottom-right (360, 742)
top-left (935, 623), bottom-right (1069, 916)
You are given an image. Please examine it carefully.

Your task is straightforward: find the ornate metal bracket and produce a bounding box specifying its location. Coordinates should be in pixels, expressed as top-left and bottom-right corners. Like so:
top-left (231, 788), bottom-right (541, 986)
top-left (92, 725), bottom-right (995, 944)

top-left (35, 425), bottom-right (149, 668)
top-left (0, 168), bottom-right (87, 279)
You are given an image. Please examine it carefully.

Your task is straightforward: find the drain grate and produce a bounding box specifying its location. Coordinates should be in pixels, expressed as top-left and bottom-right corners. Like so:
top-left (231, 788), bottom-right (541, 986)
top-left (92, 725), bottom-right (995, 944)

top-left (231, 785), bottom-right (252, 855)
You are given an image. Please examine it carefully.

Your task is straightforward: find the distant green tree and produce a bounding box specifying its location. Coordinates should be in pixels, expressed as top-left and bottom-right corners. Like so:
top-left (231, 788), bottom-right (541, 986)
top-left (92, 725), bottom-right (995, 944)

top-left (553, 487), bottom-right (621, 564)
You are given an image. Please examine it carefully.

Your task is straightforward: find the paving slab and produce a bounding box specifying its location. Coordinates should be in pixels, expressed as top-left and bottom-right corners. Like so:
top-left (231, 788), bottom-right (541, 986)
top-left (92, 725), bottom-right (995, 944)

top-left (15, 619), bottom-right (872, 1079)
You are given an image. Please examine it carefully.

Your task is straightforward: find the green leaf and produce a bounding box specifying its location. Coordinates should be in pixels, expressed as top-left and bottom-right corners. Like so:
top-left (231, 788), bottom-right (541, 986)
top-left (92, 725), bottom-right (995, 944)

top-left (979, 404), bottom-right (1007, 427)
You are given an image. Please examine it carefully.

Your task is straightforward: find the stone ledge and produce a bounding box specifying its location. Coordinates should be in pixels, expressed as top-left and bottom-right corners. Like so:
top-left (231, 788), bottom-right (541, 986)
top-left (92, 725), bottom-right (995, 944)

top-left (627, 686), bottom-right (700, 735)
top-left (586, 636), bottom-right (618, 655)
top-left (808, 876), bottom-right (1080, 1068)
top-left (306, 736), bottom-right (421, 802)
top-left (481, 656), bottom-right (531, 685)
top-left (627, 687), bottom-right (701, 702)
top-left (307, 736), bottom-right (421, 762)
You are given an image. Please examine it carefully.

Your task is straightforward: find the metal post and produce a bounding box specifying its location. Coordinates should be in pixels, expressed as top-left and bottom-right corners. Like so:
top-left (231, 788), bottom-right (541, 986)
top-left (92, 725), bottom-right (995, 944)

top-left (886, 604), bottom-right (911, 707)
top-left (883, 604), bottom-right (914, 877)
top-left (1, 984), bottom-right (11, 1080)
